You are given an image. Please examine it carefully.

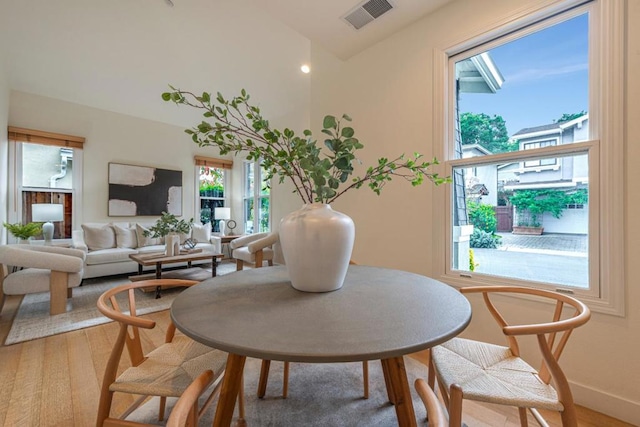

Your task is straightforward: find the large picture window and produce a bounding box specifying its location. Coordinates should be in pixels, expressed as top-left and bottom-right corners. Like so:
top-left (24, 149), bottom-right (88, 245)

top-left (435, 0), bottom-right (625, 314)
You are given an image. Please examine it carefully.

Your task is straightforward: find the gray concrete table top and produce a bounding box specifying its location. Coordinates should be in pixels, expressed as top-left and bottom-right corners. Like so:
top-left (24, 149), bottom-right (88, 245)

top-left (170, 265), bottom-right (472, 363)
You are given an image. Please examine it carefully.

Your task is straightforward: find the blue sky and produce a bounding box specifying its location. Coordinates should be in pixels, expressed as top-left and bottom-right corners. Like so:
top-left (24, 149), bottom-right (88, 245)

top-left (458, 13), bottom-right (589, 136)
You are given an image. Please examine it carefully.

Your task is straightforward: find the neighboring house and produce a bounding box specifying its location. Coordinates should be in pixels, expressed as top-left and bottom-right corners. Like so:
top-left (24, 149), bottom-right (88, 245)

top-left (462, 143), bottom-right (497, 206)
top-left (452, 52), bottom-right (504, 270)
top-left (500, 114), bottom-right (589, 234)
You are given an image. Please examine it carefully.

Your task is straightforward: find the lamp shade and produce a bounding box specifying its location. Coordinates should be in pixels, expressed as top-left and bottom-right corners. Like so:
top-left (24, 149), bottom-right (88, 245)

top-left (32, 204), bottom-right (64, 222)
top-left (214, 207), bottom-right (231, 220)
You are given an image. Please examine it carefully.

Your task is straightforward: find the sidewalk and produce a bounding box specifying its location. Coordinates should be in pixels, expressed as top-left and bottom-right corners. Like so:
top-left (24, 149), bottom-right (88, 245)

top-left (496, 232), bottom-right (587, 257)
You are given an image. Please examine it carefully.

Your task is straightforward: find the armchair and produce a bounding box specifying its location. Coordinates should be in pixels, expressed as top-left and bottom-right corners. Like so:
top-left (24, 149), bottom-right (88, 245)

top-left (0, 245), bottom-right (86, 315)
top-left (229, 232), bottom-right (278, 271)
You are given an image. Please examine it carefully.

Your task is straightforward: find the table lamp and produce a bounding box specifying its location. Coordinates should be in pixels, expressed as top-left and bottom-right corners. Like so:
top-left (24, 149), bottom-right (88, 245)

top-left (214, 207), bottom-right (231, 236)
top-left (32, 203), bottom-right (64, 244)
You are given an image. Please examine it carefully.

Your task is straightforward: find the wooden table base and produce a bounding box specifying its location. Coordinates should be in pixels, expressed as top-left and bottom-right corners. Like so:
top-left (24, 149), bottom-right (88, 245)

top-left (382, 356), bottom-right (418, 427)
top-left (213, 354), bottom-right (246, 427)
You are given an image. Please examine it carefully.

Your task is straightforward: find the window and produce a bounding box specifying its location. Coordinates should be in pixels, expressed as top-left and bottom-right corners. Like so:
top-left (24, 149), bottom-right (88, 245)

top-left (194, 156), bottom-right (233, 233)
top-left (198, 166), bottom-right (226, 231)
top-left (434, 0), bottom-right (625, 315)
top-left (523, 139), bottom-right (557, 167)
top-left (7, 127), bottom-right (84, 242)
top-left (243, 161), bottom-right (270, 234)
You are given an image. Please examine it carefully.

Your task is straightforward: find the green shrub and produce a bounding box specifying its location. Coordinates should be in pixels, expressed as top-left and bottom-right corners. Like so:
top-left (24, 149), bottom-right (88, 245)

top-left (470, 229), bottom-right (501, 249)
top-left (467, 201), bottom-right (497, 233)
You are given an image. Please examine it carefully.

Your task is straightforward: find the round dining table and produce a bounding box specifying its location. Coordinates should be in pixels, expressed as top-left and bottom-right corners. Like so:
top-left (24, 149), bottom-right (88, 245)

top-left (171, 265), bottom-right (472, 427)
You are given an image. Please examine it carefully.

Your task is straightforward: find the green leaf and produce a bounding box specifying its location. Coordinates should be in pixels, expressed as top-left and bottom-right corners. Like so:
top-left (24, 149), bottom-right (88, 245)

top-left (341, 127), bottom-right (354, 138)
top-left (323, 115), bottom-right (337, 129)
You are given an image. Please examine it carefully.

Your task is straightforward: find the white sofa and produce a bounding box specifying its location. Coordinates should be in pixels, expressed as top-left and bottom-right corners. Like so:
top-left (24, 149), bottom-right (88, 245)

top-left (71, 222), bottom-right (221, 279)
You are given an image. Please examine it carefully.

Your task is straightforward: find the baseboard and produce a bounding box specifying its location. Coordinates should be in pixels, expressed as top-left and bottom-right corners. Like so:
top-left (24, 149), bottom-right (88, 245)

top-left (571, 380), bottom-right (640, 425)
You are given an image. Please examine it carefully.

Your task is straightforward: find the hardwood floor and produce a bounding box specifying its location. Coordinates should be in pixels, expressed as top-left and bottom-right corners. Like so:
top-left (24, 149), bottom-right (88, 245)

top-left (0, 293), bottom-right (633, 427)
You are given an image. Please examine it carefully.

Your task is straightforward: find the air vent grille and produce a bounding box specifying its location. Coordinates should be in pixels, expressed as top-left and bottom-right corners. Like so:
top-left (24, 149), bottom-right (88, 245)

top-left (362, 0), bottom-right (393, 18)
top-left (343, 0), bottom-right (393, 30)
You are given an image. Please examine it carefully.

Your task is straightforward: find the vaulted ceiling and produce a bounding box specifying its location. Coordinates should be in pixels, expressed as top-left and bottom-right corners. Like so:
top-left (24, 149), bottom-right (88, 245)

top-left (250, 0), bottom-right (453, 60)
top-left (0, 0), bottom-right (454, 128)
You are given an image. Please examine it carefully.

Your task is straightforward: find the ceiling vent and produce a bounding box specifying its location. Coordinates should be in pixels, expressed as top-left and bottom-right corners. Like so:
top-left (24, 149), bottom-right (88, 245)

top-left (342, 0), bottom-right (394, 30)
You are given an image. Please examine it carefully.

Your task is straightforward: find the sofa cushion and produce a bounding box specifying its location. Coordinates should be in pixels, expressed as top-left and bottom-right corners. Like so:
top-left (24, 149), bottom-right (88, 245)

top-left (135, 223), bottom-right (161, 247)
top-left (191, 222), bottom-right (211, 244)
top-left (85, 247), bottom-right (138, 265)
top-left (194, 242), bottom-right (216, 254)
top-left (82, 224), bottom-right (116, 251)
top-left (114, 224), bottom-right (138, 248)
top-left (136, 245), bottom-right (166, 254)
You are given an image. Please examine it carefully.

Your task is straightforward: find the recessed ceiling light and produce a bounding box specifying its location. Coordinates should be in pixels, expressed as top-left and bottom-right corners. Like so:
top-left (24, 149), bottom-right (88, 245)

top-left (300, 64), bottom-right (311, 74)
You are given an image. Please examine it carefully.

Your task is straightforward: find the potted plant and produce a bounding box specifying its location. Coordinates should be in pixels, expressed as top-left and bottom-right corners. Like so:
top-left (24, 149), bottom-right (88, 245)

top-left (3, 222), bottom-right (43, 243)
top-left (162, 88), bottom-right (450, 291)
top-left (144, 212), bottom-right (194, 256)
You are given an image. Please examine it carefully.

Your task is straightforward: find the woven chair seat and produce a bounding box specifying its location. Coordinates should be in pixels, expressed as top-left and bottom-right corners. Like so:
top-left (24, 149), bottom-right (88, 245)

top-left (111, 336), bottom-right (227, 397)
top-left (432, 337), bottom-right (564, 411)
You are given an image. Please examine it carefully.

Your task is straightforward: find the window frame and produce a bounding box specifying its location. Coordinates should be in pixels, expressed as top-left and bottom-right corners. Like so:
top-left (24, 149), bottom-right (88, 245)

top-left (7, 140), bottom-right (84, 242)
top-left (523, 138), bottom-right (558, 168)
top-left (431, 0), bottom-right (625, 316)
top-left (194, 165), bottom-right (228, 231)
top-left (243, 160), bottom-right (271, 234)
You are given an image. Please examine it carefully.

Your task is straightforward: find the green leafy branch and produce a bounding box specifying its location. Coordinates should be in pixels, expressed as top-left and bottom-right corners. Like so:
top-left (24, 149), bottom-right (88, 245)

top-left (144, 212), bottom-right (194, 238)
top-left (162, 87), bottom-right (450, 204)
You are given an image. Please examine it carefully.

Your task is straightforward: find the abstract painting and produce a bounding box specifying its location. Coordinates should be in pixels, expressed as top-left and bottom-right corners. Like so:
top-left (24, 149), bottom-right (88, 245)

top-left (108, 163), bottom-right (182, 216)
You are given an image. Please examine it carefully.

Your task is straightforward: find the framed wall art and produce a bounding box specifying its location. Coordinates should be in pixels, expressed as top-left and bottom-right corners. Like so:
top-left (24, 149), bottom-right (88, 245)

top-left (108, 163), bottom-right (182, 216)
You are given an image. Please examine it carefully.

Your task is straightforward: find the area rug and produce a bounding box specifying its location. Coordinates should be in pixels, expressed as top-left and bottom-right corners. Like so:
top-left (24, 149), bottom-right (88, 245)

top-left (127, 356), bottom-right (430, 426)
top-left (4, 261), bottom-right (241, 346)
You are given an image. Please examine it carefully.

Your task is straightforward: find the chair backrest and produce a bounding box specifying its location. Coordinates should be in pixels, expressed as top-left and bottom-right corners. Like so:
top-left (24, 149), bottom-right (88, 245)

top-left (461, 286), bottom-right (590, 392)
top-left (166, 370), bottom-right (215, 427)
top-left (96, 279), bottom-right (199, 370)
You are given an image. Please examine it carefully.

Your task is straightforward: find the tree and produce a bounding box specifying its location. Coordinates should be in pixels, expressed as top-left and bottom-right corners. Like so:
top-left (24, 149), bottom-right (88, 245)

top-left (460, 112), bottom-right (518, 153)
top-left (555, 111), bottom-right (587, 123)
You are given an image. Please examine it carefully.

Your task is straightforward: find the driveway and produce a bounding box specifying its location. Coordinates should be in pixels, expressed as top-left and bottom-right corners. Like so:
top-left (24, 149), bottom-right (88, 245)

top-left (471, 233), bottom-right (588, 288)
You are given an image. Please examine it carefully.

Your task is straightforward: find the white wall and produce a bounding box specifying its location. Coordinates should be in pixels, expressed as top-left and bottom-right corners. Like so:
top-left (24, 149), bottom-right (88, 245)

top-left (310, 0), bottom-right (639, 424)
top-left (8, 91), bottom-right (306, 232)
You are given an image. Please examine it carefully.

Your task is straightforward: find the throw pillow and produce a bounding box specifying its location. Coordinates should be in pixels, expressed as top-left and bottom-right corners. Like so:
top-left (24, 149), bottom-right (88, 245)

top-left (178, 231), bottom-right (191, 244)
top-left (135, 223), bottom-right (161, 247)
top-left (82, 224), bottom-right (116, 251)
top-left (191, 222), bottom-right (211, 244)
top-left (113, 224), bottom-right (137, 248)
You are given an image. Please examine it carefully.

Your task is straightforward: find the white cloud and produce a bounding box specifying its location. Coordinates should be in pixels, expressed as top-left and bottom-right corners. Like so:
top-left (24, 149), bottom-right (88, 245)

top-left (505, 63), bottom-right (588, 85)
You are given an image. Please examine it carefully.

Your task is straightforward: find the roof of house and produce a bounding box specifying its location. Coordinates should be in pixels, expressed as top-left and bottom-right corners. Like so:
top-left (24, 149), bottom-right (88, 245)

top-left (511, 114), bottom-right (589, 139)
top-left (512, 123), bottom-right (561, 136)
top-left (457, 52), bottom-right (505, 94)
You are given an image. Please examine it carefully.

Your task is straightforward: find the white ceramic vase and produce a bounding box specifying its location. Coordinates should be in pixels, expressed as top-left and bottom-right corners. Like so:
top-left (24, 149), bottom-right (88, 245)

top-left (165, 233), bottom-right (180, 256)
top-left (279, 203), bottom-right (355, 292)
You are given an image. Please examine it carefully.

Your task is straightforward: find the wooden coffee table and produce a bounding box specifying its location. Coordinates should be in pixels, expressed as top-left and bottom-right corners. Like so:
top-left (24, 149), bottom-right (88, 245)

top-left (128, 250), bottom-right (223, 297)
